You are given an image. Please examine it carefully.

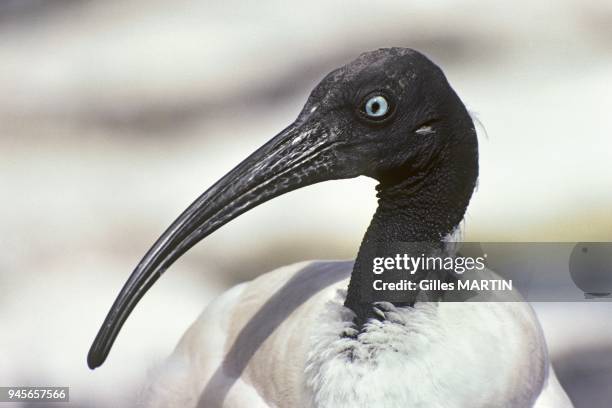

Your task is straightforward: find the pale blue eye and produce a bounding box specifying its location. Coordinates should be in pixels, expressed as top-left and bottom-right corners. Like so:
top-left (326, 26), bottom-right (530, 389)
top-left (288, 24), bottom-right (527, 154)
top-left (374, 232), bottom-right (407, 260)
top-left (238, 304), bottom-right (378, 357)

top-left (364, 95), bottom-right (389, 118)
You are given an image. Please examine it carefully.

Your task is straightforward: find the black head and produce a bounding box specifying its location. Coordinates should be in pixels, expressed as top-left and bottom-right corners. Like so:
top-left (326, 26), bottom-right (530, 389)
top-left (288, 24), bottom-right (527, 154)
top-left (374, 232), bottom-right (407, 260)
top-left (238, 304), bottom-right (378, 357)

top-left (297, 47), bottom-right (476, 183)
top-left (87, 47), bottom-right (478, 369)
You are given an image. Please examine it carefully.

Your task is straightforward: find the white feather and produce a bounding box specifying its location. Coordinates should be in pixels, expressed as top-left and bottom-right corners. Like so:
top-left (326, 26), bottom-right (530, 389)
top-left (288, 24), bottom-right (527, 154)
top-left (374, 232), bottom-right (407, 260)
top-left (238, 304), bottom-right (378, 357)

top-left (142, 261), bottom-right (572, 407)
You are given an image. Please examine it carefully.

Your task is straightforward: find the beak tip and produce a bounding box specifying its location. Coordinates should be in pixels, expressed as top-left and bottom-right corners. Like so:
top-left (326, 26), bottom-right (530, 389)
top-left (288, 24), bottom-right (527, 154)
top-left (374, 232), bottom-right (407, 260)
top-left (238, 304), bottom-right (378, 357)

top-left (87, 352), bottom-right (100, 370)
top-left (87, 352), bottom-right (103, 370)
top-left (87, 338), bottom-right (108, 370)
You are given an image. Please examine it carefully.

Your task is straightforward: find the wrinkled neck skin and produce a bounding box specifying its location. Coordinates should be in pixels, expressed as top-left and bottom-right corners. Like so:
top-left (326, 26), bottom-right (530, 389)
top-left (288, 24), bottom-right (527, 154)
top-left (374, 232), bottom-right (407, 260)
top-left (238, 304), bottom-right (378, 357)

top-left (344, 138), bottom-right (478, 325)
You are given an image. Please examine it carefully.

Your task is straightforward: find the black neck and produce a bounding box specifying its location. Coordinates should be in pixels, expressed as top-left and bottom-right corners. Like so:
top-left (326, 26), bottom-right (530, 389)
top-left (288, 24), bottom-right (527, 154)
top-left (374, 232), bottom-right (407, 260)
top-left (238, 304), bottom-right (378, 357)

top-left (344, 136), bottom-right (478, 323)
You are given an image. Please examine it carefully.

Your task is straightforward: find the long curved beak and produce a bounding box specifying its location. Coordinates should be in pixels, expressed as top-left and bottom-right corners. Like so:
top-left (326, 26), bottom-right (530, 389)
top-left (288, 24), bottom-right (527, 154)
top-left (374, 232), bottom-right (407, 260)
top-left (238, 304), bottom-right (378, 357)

top-left (88, 119), bottom-right (343, 369)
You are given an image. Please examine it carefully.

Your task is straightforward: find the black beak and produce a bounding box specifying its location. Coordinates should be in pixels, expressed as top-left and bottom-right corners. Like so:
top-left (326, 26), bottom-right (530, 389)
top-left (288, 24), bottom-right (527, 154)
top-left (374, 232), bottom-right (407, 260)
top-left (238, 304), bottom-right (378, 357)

top-left (88, 119), bottom-right (345, 369)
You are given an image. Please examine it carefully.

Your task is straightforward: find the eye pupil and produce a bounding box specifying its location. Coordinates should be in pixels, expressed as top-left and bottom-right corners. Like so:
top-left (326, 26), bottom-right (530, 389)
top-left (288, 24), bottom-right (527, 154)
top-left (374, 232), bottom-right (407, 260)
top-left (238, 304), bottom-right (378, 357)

top-left (363, 95), bottom-right (390, 120)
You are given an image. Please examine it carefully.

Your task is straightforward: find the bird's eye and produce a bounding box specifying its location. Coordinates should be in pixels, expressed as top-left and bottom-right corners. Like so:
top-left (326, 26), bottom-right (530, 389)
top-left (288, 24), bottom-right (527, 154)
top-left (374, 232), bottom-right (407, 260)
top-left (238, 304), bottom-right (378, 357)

top-left (365, 95), bottom-right (388, 118)
top-left (358, 92), bottom-right (395, 124)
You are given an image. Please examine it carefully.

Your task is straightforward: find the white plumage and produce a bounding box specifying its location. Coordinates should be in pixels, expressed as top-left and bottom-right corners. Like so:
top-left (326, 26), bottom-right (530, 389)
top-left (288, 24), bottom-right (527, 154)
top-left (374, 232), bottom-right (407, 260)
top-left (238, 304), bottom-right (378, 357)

top-left (144, 261), bottom-right (573, 407)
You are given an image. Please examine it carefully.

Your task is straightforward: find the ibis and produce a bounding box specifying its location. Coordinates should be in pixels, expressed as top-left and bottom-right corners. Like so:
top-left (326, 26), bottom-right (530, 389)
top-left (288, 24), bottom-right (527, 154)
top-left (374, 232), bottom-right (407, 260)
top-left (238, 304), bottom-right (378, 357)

top-left (88, 48), bottom-right (573, 407)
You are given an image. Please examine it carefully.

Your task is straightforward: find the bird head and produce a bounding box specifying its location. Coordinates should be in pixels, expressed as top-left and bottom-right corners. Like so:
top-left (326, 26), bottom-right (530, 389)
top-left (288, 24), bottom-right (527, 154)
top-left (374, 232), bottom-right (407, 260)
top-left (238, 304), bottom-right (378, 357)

top-left (88, 47), bottom-right (477, 369)
top-left (298, 48), bottom-right (475, 182)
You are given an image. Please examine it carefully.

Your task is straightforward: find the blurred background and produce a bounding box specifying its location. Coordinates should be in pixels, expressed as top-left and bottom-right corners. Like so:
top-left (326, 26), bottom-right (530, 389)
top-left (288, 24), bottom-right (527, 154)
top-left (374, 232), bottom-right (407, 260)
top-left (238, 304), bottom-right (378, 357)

top-left (1, 0), bottom-right (611, 406)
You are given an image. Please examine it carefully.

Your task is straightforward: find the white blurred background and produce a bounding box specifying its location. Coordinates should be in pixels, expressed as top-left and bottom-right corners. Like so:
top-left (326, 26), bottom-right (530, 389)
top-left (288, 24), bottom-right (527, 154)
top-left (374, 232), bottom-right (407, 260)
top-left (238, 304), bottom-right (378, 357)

top-left (1, 0), bottom-right (611, 406)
